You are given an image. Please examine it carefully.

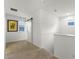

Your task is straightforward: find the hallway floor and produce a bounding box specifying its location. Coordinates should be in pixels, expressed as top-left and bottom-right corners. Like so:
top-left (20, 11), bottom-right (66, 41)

top-left (5, 40), bottom-right (58, 59)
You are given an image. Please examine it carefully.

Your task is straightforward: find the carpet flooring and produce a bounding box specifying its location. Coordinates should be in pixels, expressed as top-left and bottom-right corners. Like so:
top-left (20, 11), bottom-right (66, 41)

top-left (5, 40), bottom-right (58, 59)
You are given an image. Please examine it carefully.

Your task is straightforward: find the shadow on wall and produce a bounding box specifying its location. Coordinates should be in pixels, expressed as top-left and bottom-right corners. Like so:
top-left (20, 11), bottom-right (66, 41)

top-left (39, 10), bottom-right (59, 54)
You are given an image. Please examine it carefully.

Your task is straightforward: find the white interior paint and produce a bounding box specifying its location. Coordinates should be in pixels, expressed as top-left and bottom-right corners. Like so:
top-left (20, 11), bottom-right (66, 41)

top-left (5, 0), bottom-right (75, 16)
top-left (6, 13), bottom-right (28, 42)
top-left (57, 15), bottom-right (75, 35)
top-left (43, 0), bottom-right (75, 16)
top-left (5, 0), bottom-right (41, 16)
top-left (54, 15), bottom-right (75, 59)
top-left (54, 34), bottom-right (75, 59)
top-left (32, 10), bottom-right (41, 47)
top-left (32, 9), bottom-right (59, 54)
top-left (39, 10), bottom-right (59, 54)
top-left (5, 0), bottom-right (75, 59)
top-left (25, 20), bottom-right (32, 42)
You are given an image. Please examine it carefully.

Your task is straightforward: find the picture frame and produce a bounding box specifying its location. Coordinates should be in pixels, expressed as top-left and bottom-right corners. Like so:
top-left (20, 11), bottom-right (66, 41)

top-left (68, 21), bottom-right (75, 26)
top-left (19, 26), bottom-right (25, 32)
top-left (7, 20), bottom-right (18, 32)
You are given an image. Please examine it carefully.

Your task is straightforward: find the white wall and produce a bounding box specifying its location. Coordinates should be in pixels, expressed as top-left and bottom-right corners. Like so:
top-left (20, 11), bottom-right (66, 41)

top-left (57, 16), bottom-right (75, 35)
top-left (32, 10), bottom-right (41, 47)
top-left (54, 15), bottom-right (75, 59)
top-left (6, 13), bottom-right (28, 42)
top-left (32, 9), bottom-right (59, 54)
top-left (40, 10), bottom-right (59, 54)
top-left (54, 34), bottom-right (75, 59)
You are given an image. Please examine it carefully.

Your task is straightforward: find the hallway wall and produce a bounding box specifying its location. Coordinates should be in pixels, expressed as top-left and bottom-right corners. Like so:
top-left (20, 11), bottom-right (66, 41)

top-left (40, 10), bottom-right (58, 54)
top-left (54, 15), bottom-right (75, 59)
top-left (54, 34), bottom-right (75, 59)
top-left (57, 16), bottom-right (75, 35)
top-left (32, 9), bottom-right (59, 54)
top-left (6, 13), bottom-right (28, 42)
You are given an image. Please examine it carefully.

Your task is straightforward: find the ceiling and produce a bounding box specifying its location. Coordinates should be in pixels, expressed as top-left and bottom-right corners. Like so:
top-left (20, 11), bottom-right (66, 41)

top-left (5, 0), bottom-right (75, 17)
top-left (43, 0), bottom-right (75, 16)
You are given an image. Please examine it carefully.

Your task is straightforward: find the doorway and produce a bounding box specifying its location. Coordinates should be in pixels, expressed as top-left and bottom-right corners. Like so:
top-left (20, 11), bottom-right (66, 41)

top-left (25, 19), bottom-right (33, 43)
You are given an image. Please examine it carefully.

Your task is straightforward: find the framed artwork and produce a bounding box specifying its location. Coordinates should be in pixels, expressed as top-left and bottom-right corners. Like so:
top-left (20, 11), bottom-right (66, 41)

top-left (68, 21), bottom-right (75, 26)
top-left (7, 20), bottom-right (18, 32)
top-left (19, 26), bottom-right (25, 32)
top-left (18, 20), bottom-right (25, 32)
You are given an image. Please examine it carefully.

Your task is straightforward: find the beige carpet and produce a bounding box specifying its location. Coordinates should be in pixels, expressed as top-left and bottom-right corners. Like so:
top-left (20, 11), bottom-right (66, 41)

top-left (5, 40), bottom-right (58, 59)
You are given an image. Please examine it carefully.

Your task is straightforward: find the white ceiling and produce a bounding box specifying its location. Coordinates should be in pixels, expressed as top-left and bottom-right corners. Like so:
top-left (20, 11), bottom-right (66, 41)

top-left (43, 0), bottom-right (75, 16)
top-left (5, 0), bottom-right (75, 17)
top-left (5, 0), bottom-right (41, 16)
